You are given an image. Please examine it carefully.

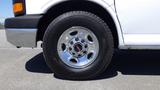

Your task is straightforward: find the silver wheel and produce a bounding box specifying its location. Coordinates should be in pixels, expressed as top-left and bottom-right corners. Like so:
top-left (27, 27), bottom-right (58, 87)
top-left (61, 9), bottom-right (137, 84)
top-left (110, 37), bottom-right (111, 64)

top-left (57, 26), bottom-right (99, 68)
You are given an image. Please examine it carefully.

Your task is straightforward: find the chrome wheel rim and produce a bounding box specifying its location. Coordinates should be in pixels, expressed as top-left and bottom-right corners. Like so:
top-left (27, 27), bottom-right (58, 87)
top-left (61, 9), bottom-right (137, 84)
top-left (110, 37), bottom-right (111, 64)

top-left (57, 26), bottom-right (99, 68)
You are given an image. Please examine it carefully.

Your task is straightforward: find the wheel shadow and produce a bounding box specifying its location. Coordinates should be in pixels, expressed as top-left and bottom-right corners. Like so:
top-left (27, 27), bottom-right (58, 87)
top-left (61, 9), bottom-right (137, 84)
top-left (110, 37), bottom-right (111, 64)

top-left (112, 50), bottom-right (160, 75)
top-left (25, 53), bottom-right (52, 74)
top-left (25, 50), bottom-right (160, 80)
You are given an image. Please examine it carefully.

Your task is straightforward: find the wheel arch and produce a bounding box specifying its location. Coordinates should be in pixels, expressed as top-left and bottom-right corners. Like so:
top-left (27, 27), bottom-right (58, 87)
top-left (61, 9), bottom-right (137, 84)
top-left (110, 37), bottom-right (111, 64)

top-left (37, 0), bottom-right (123, 48)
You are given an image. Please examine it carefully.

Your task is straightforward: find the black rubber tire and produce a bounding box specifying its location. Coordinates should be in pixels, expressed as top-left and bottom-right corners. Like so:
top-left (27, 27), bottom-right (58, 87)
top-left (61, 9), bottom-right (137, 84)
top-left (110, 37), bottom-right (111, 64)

top-left (43, 11), bottom-right (114, 80)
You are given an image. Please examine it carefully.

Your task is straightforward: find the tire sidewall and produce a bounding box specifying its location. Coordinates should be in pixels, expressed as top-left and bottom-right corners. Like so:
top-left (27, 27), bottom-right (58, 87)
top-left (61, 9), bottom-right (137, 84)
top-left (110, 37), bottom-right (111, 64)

top-left (43, 11), bottom-right (113, 79)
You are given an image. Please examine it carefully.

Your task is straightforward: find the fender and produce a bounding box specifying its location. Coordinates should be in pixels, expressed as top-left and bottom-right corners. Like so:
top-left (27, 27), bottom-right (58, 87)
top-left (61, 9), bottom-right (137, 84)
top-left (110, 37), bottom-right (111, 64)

top-left (25, 0), bottom-right (124, 47)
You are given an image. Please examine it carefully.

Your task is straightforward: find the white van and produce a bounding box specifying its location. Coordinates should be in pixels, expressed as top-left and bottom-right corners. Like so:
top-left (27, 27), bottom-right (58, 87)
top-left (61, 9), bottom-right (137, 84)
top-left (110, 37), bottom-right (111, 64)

top-left (5, 0), bottom-right (160, 79)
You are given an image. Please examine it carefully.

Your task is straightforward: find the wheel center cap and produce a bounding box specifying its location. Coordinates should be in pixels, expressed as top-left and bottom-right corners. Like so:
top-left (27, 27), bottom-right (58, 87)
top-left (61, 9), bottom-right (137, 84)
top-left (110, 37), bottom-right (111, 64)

top-left (74, 43), bottom-right (83, 52)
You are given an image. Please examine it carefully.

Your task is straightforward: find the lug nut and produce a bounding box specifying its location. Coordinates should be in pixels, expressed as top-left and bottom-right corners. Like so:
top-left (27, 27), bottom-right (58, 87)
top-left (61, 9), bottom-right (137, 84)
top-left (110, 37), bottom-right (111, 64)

top-left (69, 47), bottom-right (72, 51)
top-left (83, 51), bottom-right (87, 54)
top-left (81, 39), bottom-right (85, 43)
top-left (70, 41), bottom-right (73, 45)
top-left (85, 45), bottom-right (88, 48)
top-left (75, 37), bottom-right (79, 41)
top-left (72, 53), bottom-right (75, 55)
top-left (78, 54), bottom-right (82, 57)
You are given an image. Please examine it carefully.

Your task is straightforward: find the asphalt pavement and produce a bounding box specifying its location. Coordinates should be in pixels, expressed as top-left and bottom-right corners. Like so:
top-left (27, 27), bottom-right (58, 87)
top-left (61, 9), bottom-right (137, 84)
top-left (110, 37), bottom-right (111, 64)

top-left (1, 30), bottom-right (160, 90)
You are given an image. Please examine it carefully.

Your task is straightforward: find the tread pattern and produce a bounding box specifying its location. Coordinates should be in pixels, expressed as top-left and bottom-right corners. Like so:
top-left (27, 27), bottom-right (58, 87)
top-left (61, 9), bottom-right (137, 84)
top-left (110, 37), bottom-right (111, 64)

top-left (43, 11), bottom-right (114, 80)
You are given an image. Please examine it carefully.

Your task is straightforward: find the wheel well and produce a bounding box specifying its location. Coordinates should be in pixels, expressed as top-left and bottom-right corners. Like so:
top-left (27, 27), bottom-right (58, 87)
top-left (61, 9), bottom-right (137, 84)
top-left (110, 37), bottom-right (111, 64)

top-left (37, 1), bottom-right (119, 48)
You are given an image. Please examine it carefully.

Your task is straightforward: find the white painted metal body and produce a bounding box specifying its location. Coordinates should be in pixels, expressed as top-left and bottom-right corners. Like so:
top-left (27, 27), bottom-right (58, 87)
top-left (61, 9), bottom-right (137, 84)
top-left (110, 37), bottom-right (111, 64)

top-left (115, 0), bottom-right (160, 49)
top-left (25, 0), bottom-right (160, 49)
top-left (25, 0), bottom-right (114, 14)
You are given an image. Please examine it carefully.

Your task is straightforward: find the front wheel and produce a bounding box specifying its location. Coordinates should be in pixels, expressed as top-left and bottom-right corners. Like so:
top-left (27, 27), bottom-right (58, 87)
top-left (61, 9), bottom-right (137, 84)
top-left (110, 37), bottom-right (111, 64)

top-left (43, 11), bottom-right (114, 80)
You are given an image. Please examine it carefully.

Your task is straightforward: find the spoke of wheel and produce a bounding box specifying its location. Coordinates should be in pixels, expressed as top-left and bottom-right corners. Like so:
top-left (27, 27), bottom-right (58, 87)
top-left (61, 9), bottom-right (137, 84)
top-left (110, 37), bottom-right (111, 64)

top-left (59, 51), bottom-right (73, 62)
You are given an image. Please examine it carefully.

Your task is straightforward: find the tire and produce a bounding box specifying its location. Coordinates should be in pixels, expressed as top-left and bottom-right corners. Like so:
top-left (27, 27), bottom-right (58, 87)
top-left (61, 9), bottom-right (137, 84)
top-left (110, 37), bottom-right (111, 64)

top-left (43, 11), bottom-right (114, 80)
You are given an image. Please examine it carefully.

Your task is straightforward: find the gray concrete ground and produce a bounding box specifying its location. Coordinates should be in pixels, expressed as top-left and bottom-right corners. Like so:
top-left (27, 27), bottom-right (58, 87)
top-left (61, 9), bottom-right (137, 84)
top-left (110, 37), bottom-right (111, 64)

top-left (1, 30), bottom-right (160, 90)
